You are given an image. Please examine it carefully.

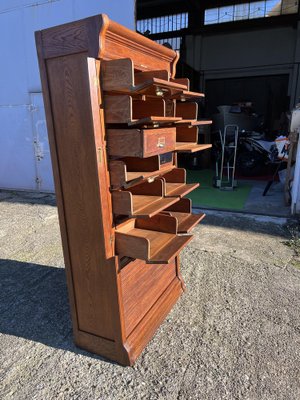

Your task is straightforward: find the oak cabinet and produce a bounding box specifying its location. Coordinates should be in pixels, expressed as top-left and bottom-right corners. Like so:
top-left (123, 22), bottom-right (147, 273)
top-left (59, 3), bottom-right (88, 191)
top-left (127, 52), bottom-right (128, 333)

top-left (36, 13), bottom-right (211, 366)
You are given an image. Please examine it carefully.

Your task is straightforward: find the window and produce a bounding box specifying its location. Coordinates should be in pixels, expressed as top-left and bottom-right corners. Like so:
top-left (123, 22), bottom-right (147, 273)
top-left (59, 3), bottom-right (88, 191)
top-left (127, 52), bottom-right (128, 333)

top-left (137, 13), bottom-right (188, 35)
top-left (204, 0), bottom-right (299, 25)
top-left (156, 37), bottom-right (182, 52)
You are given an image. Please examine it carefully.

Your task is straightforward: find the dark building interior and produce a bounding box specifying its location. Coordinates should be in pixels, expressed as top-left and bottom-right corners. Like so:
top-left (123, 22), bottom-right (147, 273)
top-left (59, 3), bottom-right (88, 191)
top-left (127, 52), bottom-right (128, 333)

top-left (136, 0), bottom-right (300, 215)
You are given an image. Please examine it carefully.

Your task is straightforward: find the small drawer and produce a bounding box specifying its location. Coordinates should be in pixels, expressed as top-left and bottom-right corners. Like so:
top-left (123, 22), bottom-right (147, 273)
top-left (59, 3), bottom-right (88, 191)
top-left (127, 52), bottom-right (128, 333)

top-left (104, 95), bottom-right (181, 127)
top-left (161, 168), bottom-right (199, 198)
top-left (101, 58), bottom-right (187, 97)
top-left (109, 153), bottom-right (176, 189)
top-left (112, 179), bottom-right (179, 218)
top-left (107, 127), bottom-right (176, 158)
top-left (163, 198), bottom-right (206, 233)
top-left (115, 214), bottom-right (192, 264)
top-left (175, 126), bottom-right (213, 153)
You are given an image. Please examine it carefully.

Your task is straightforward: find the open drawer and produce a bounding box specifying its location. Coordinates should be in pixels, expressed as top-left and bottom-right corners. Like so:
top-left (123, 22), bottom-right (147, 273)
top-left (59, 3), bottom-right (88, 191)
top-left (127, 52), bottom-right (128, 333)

top-left (163, 198), bottom-right (205, 233)
top-left (175, 103), bottom-right (213, 126)
top-left (112, 179), bottom-right (179, 218)
top-left (115, 214), bottom-right (193, 264)
top-left (109, 153), bottom-right (175, 189)
top-left (107, 127), bottom-right (176, 158)
top-left (101, 58), bottom-right (188, 97)
top-left (175, 126), bottom-right (213, 153)
top-left (161, 168), bottom-right (199, 198)
top-left (104, 95), bottom-right (181, 127)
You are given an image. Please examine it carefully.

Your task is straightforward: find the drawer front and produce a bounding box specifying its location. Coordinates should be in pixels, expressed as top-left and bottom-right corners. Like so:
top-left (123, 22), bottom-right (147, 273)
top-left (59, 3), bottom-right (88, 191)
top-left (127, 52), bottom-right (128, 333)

top-left (143, 127), bottom-right (176, 157)
top-left (120, 258), bottom-right (177, 337)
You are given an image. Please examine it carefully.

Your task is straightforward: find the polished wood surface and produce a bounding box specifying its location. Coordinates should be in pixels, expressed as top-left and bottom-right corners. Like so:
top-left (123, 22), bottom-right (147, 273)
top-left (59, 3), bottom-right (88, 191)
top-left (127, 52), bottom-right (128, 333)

top-left (121, 259), bottom-right (177, 337)
top-left (175, 143), bottom-right (213, 153)
top-left (36, 13), bottom-right (208, 366)
top-left (107, 127), bottom-right (176, 158)
top-left (161, 168), bottom-right (199, 198)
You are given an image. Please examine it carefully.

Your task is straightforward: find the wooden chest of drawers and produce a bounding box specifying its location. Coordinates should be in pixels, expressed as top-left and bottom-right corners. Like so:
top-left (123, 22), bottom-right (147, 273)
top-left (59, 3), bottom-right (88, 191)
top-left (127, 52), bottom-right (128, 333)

top-left (35, 14), bottom-right (212, 366)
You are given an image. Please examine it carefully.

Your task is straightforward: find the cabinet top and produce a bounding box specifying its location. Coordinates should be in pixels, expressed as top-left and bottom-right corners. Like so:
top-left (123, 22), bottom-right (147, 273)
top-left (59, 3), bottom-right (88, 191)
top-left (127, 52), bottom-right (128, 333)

top-left (35, 14), bottom-right (179, 77)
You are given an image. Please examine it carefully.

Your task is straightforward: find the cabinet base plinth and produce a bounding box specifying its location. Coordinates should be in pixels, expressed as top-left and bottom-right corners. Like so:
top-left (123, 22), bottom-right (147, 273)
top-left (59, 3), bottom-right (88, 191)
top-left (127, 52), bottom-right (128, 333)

top-left (74, 277), bottom-right (183, 366)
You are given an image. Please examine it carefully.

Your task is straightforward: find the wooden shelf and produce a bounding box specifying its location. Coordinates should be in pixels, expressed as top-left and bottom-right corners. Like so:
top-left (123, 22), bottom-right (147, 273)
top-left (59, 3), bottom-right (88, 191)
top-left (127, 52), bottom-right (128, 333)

top-left (161, 168), bottom-right (199, 197)
top-left (109, 154), bottom-right (175, 189)
top-left (116, 194), bottom-right (178, 218)
top-left (175, 143), bottom-right (212, 153)
top-left (163, 198), bottom-right (205, 233)
top-left (175, 119), bottom-right (213, 126)
top-left (168, 90), bottom-right (205, 101)
top-left (129, 116), bottom-right (181, 127)
top-left (112, 179), bottom-right (179, 217)
top-left (165, 182), bottom-right (199, 197)
top-left (104, 95), bottom-right (182, 126)
top-left (115, 215), bottom-right (193, 263)
top-left (163, 212), bottom-right (205, 233)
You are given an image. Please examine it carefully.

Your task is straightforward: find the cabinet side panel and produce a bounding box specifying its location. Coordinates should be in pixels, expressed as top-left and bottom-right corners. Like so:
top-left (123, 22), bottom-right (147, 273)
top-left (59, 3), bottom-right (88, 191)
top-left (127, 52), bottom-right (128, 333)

top-left (46, 53), bottom-right (115, 339)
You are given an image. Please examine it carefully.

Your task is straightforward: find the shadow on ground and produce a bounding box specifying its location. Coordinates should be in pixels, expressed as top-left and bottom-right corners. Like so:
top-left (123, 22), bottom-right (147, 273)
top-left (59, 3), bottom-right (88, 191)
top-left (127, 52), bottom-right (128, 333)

top-left (0, 190), bottom-right (56, 206)
top-left (0, 259), bottom-right (115, 365)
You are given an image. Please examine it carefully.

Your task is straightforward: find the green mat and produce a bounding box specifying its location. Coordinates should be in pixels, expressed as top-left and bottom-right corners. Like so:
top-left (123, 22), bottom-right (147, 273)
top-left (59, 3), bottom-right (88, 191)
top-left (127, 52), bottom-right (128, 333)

top-left (186, 169), bottom-right (252, 211)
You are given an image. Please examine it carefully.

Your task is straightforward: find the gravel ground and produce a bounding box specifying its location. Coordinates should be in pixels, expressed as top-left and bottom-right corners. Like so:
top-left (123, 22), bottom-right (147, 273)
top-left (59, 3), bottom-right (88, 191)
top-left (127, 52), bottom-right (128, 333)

top-left (0, 190), bottom-right (300, 399)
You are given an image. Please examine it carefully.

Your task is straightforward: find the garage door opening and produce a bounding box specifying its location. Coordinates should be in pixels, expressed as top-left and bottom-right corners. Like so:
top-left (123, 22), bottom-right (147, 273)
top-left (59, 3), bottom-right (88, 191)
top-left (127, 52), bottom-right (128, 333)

top-left (178, 74), bottom-right (293, 217)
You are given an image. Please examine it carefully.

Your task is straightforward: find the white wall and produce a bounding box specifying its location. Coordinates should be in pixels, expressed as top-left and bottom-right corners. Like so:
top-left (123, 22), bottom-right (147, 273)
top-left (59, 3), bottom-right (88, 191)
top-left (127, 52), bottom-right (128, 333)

top-left (0, 0), bottom-right (135, 192)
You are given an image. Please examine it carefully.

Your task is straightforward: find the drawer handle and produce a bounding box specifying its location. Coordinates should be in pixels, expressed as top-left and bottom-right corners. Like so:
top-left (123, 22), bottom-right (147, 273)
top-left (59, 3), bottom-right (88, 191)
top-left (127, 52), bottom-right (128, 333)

top-left (157, 137), bottom-right (166, 148)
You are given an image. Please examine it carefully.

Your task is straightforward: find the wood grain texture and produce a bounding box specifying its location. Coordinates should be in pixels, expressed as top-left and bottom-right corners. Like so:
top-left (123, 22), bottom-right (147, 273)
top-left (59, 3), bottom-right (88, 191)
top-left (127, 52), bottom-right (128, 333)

top-left (176, 126), bottom-right (198, 143)
top-left (109, 160), bottom-right (175, 189)
top-left (40, 18), bottom-right (90, 58)
top-left (35, 13), bottom-right (204, 366)
top-left (165, 182), bottom-right (199, 198)
top-left (162, 168), bottom-right (186, 183)
top-left (125, 278), bottom-right (183, 363)
top-left (135, 213), bottom-right (178, 234)
top-left (175, 119), bottom-right (213, 126)
top-left (149, 234), bottom-right (192, 264)
top-left (89, 59), bottom-right (114, 258)
top-left (135, 69), bottom-right (169, 84)
top-left (165, 198), bottom-right (192, 213)
top-left (46, 54), bottom-right (116, 339)
top-left (171, 77), bottom-right (189, 89)
top-left (176, 102), bottom-right (198, 119)
top-left (115, 231), bottom-right (150, 261)
top-left (35, 32), bottom-right (80, 337)
top-left (115, 218), bottom-right (191, 264)
top-left (101, 58), bottom-right (134, 91)
top-left (175, 143), bottom-right (212, 153)
top-left (75, 330), bottom-right (129, 366)
top-left (39, 14), bottom-right (179, 76)
top-left (168, 90), bottom-right (205, 100)
top-left (103, 16), bottom-right (179, 77)
top-left (164, 212), bottom-right (205, 233)
top-left (112, 191), bottom-right (178, 218)
top-left (104, 95), bottom-right (132, 123)
top-left (121, 156), bottom-right (161, 171)
top-left (133, 99), bottom-right (165, 119)
top-left (107, 127), bottom-right (176, 158)
top-left (104, 96), bottom-right (181, 125)
top-left (126, 179), bottom-right (164, 196)
top-left (120, 259), bottom-right (177, 337)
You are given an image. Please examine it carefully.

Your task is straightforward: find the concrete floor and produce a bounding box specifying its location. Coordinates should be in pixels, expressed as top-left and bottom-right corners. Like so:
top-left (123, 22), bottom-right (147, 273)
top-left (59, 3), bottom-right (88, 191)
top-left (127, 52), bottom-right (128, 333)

top-left (243, 180), bottom-right (290, 217)
top-left (0, 190), bottom-right (300, 399)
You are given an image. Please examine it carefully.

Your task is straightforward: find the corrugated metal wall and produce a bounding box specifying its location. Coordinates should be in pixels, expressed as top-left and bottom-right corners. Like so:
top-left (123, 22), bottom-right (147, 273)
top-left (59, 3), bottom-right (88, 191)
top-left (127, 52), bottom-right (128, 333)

top-left (0, 0), bottom-right (135, 192)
